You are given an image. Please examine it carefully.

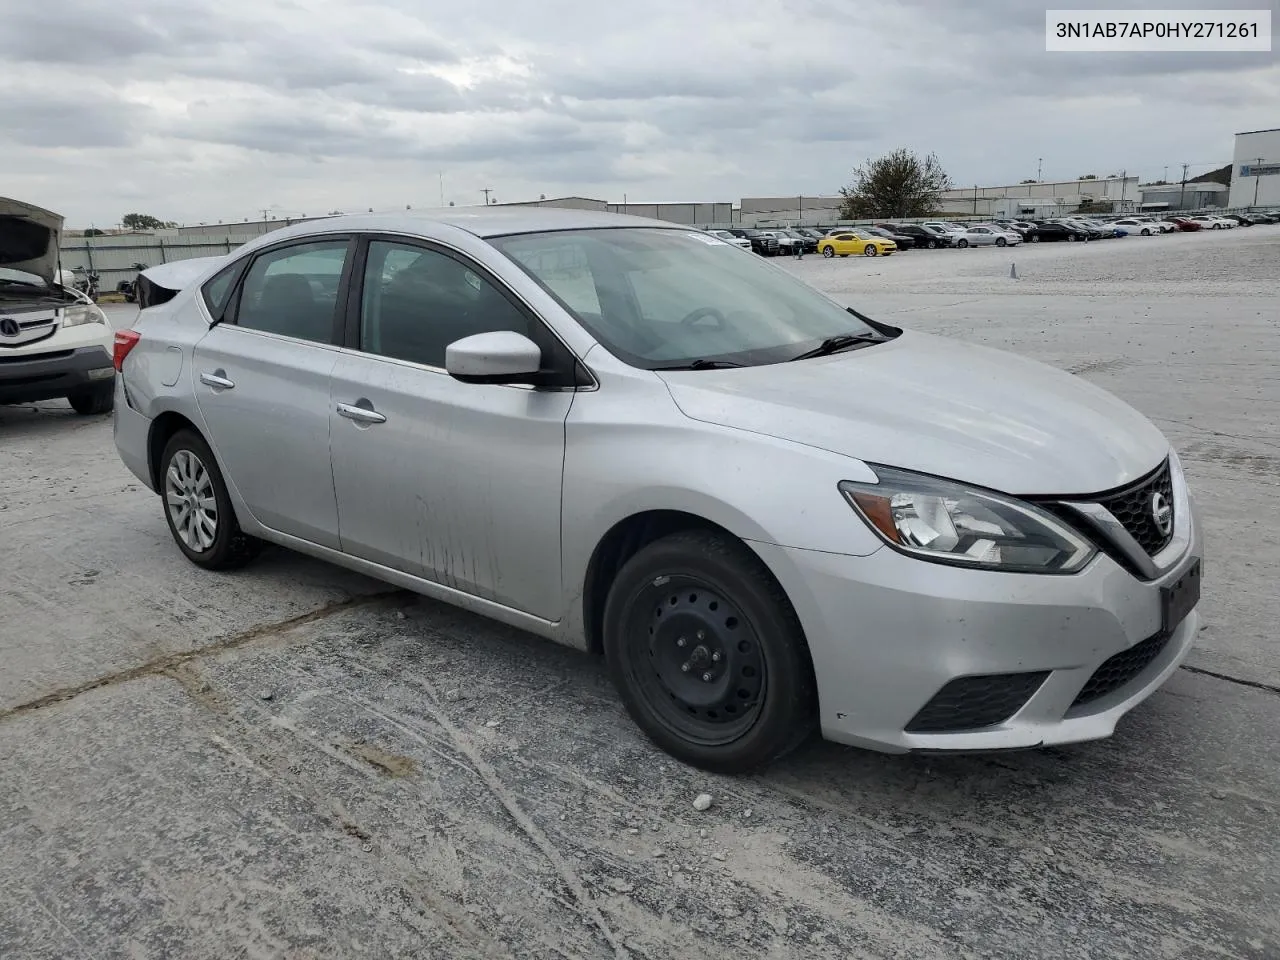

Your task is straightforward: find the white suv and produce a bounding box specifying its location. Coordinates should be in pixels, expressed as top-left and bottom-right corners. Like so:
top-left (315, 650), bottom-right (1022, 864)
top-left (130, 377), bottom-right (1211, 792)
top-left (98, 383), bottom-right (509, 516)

top-left (1, 197), bottom-right (116, 414)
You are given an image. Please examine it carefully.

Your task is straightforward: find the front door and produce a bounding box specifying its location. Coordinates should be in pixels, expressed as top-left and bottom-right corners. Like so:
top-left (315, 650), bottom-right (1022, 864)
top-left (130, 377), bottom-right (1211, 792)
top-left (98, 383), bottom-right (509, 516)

top-left (328, 238), bottom-right (574, 619)
top-left (193, 238), bottom-right (352, 548)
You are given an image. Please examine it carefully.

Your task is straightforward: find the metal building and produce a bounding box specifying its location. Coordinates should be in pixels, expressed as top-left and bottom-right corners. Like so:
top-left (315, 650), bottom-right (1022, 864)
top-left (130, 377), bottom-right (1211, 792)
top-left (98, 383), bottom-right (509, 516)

top-left (1227, 127), bottom-right (1280, 209)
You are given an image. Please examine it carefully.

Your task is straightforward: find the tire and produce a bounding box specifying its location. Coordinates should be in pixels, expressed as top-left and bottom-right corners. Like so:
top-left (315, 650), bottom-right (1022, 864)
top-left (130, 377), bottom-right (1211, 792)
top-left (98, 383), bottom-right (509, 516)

top-left (821, 246), bottom-right (834, 258)
top-left (957, 238), bottom-right (968, 248)
top-left (996, 237), bottom-right (1007, 247)
top-left (864, 244), bottom-right (877, 257)
top-left (927, 239), bottom-right (937, 249)
top-left (160, 429), bottom-right (263, 570)
top-left (602, 530), bottom-right (817, 773)
top-left (1030, 234), bottom-right (1040, 243)
top-left (1066, 234), bottom-right (1076, 242)
top-left (67, 382), bottom-right (114, 415)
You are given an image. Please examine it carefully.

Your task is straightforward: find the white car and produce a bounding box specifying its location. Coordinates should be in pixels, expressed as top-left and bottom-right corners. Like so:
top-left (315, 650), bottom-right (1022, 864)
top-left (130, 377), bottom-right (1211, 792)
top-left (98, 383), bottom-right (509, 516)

top-left (1190, 215), bottom-right (1235, 230)
top-left (1, 197), bottom-right (117, 413)
top-left (707, 229), bottom-right (752, 251)
top-left (1111, 218), bottom-right (1162, 237)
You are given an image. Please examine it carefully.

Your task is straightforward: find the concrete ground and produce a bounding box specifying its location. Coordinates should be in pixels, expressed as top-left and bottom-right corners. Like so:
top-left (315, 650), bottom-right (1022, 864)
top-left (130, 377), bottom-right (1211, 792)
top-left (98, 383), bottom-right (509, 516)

top-left (1, 226), bottom-right (1277, 959)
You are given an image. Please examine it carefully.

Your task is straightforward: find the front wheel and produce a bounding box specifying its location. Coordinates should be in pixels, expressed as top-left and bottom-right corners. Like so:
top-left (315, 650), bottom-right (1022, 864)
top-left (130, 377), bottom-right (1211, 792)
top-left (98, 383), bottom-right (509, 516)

top-left (160, 430), bottom-right (263, 570)
top-left (603, 530), bottom-right (817, 773)
top-left (1066, 234), bottom-right (1076, 242)
top-left (996, 237), bottom-right (1007, 247)
top-left (68, 381), bottom-right (114, 415)
top-left (864, 244), bottom-right (877, 257)
top-left (821, 246), bottom-right (834, 258)
top-left (1030, 234), bottom-right (1040, 243)
top-left (927, 239), bottom-right (937, 249)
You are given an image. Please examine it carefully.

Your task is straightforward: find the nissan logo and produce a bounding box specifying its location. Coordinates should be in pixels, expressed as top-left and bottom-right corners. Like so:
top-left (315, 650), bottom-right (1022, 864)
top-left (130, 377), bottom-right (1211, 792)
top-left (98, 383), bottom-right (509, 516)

top-left (0, 317), bottom-right (20, 338)
top-left (1151, 491), bottom-right (1173, 536)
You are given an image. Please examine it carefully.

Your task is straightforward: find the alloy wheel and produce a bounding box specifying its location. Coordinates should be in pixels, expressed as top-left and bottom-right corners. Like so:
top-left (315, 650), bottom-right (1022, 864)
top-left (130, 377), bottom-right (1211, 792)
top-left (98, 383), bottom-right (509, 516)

top-left (165, 449), bottom-right (218, 552)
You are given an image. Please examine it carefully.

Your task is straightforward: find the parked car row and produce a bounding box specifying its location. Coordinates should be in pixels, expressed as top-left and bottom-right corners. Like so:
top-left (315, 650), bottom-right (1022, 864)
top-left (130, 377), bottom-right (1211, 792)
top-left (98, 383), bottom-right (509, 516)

top-left (708, 209), bottom-right (1279, 258)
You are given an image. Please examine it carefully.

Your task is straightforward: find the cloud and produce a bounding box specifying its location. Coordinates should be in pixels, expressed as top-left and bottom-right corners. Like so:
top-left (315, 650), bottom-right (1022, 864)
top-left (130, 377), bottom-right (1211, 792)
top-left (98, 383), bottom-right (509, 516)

top-left (2, 0), bottom-right (1276, 224)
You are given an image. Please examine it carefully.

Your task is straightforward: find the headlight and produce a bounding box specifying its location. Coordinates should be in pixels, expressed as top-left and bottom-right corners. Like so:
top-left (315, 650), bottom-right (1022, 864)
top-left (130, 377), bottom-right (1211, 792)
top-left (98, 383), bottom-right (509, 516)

top-left (839, 466), bottom-right (1096, 574)
top-left (62, 304), bottom-right (108, 327)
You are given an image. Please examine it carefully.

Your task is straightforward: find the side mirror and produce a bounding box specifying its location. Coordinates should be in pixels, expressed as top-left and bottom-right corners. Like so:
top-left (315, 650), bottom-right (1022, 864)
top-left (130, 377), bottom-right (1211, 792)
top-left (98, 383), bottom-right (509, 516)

top-left (445, 331), bottom-right (542, 384)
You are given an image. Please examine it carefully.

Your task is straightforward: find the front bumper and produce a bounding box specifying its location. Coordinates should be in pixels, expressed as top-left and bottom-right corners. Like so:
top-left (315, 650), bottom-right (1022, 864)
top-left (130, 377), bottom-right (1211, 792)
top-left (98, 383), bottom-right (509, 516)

top-left (0, 345), bottom-right (115, 404)
top-left (751, 502), bottom-right (1202, 753)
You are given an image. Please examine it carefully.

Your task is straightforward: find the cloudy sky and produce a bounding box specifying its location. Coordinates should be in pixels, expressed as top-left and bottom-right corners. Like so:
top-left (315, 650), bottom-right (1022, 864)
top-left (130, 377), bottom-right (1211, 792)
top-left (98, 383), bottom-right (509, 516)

top-left (4, 0), bottom-right (1277, 226)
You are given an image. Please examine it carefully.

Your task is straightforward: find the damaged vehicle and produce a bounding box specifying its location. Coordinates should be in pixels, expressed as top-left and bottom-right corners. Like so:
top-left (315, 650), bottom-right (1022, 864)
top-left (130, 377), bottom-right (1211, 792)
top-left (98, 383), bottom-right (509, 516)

top-left (1, 198), bottom-right (116, 414)
top-left (112, 209), bottom-right (1202, 773)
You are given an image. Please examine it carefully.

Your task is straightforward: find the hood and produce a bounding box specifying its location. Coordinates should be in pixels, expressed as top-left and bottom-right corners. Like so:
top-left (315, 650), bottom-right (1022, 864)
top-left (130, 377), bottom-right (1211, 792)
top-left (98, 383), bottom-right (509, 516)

top-left (657, 331), bottom-right (1169, 496)
top-left (0, 197), bottom-right (63, 286)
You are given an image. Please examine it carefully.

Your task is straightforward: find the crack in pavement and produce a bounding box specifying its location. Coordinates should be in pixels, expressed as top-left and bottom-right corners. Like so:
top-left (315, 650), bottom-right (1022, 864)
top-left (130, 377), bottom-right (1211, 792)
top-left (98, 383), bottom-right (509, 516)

top-left (0, 589), bottom-right (408, 725)
top-left (1181, 664), bottom-right (1280, 697)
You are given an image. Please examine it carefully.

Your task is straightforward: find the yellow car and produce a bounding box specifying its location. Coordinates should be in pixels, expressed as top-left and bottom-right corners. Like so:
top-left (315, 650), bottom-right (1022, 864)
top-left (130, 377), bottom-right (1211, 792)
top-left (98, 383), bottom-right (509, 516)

top-left (817, 231), bottom-right (896, 258)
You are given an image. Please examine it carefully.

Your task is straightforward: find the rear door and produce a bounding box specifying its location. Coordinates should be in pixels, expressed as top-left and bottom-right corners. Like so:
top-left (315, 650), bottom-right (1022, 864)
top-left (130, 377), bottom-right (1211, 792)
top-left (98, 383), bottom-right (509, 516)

top-left (192, 237), bottom-right (354, 548)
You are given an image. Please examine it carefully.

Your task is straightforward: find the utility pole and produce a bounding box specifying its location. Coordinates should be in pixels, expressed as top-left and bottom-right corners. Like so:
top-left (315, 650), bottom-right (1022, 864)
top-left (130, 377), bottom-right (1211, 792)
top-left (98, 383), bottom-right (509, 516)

top-left (1120, 169), bottom-right (1126, 209)
top-left (481, 188), bottom-right (493, 205)
top-left (1163, 165), bottom-right (1168, 182)
top-left (439, 172), bottom-right (444, 207)
top-left (973, 184), bottom-right (979, 214)
top-left (1037, 158), bottom-right (1042, 181)
top-left (1178, 163), bottom-right (1189, 211)
top-left (1253, 157), bottom-right (1267, 207)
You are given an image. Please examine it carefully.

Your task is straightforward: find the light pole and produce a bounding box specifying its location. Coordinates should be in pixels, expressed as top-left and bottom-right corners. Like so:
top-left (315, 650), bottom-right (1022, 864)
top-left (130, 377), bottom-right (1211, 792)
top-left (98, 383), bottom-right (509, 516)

top-left (1037, 157), bottom-right (1042, 181)
top-left (1252, 157), bottom-right (1267, 207)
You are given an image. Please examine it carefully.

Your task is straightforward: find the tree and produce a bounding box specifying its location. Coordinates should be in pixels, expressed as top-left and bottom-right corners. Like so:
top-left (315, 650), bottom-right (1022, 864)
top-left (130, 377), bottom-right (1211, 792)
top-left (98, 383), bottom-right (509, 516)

top-left (120, 213), bottom-right (177, 230)
top-left (838, 149), bottom-right (953, 219)
top-left (1019, 179), bottom-right (1037, 184)
top-left (1078, 174), bottom-right (1098, 180)
top-left (83, 228), bottom-right (105, 237)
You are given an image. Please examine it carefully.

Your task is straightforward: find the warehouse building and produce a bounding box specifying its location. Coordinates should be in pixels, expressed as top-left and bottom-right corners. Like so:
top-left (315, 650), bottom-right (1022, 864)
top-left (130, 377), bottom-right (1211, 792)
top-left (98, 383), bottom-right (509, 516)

top-left (1227, 127), bottom-right (1280, 209)
top-left (1138, 181), bottom-right (1227, 213)
top-left (936, 176), bottom-right (1140, 217)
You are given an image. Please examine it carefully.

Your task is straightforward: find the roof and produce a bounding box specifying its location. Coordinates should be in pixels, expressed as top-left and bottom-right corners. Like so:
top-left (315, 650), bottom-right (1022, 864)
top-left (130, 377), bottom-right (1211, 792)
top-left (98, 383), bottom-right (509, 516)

top-left (1235, 127), bottom-right (1280, 136)
top-left (255, 206), bottom-right (681, 241)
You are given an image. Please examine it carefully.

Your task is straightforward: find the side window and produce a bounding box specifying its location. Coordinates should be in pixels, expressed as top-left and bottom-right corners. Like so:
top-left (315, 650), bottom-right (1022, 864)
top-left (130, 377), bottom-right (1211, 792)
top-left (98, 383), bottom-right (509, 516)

top-left (235, 240), bottom-right (348, 343)
top-left (201, 261), bottom-right (242, 318)
top-left (359, 240), bottom-right (531, 368)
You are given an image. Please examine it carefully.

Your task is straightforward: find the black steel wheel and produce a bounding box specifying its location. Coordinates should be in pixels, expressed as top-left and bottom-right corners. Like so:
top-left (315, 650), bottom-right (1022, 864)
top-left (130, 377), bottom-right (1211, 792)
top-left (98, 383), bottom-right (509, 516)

top-left (603, 530), bottom-right (816, 773)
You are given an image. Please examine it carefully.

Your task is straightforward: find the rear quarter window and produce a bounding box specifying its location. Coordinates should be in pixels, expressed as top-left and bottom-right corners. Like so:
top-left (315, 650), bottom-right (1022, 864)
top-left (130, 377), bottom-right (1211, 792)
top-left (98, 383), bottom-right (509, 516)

top-left (201, 261), bottom-right (244, 318)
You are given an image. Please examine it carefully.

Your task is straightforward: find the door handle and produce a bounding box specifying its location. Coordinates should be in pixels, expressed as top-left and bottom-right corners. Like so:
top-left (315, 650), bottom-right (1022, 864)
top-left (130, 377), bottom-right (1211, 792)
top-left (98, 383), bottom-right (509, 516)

top-left (336, 401), bottom-right (387, 425)
top-left (200, 371), bottom-right (235, 389)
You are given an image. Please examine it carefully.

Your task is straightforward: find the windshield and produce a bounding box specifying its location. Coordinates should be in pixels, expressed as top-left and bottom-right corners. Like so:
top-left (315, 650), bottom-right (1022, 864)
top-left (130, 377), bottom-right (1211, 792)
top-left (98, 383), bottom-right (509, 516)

top-left (490, 228), bottom-right (879, 369)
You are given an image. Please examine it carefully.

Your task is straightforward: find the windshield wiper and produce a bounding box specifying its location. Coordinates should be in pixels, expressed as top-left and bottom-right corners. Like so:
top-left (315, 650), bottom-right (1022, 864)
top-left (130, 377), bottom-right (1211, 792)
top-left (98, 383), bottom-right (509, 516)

top-left (789, 333), bottom-right (884, 362)
top-left (652, 358), bottom-right (746, 371)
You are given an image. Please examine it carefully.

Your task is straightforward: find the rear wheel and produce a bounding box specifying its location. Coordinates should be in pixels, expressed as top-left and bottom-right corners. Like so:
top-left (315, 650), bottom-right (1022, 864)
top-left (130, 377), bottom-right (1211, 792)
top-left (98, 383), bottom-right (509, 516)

top-left (160, 430), bottom-right (263, 570)
top-left (1030, 234), bottom-right (1040, 243)
top-left (67, 382), bottom-right (114, 415)
top-left (957, 238), bottom-right (969, 248)
top-left (603, 530), bottom-right (817, 774)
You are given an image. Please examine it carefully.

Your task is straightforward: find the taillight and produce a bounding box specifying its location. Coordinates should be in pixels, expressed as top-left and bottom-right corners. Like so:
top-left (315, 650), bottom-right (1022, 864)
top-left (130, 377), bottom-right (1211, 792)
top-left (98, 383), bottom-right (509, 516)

top-left (113, 329), bottom-right (141, 371)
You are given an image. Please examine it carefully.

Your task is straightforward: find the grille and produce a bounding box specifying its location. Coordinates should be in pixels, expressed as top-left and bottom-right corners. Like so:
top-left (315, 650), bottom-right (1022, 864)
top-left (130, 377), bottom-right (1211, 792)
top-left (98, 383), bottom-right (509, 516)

top-left (1095, 460), bottom-right (1175, 556)
top-left (1072, 632), bottom-right (1171, 708)
top-left (906, 671), bottom-right (1050, 733)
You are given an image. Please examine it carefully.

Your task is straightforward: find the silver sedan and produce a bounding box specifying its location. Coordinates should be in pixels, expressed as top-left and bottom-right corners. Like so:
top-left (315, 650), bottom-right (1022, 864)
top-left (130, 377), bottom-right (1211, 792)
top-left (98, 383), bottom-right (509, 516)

top-left (956, 225), bottom-right (1018, 248)
top-left (112, 208), bottom-right (1202, 772)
